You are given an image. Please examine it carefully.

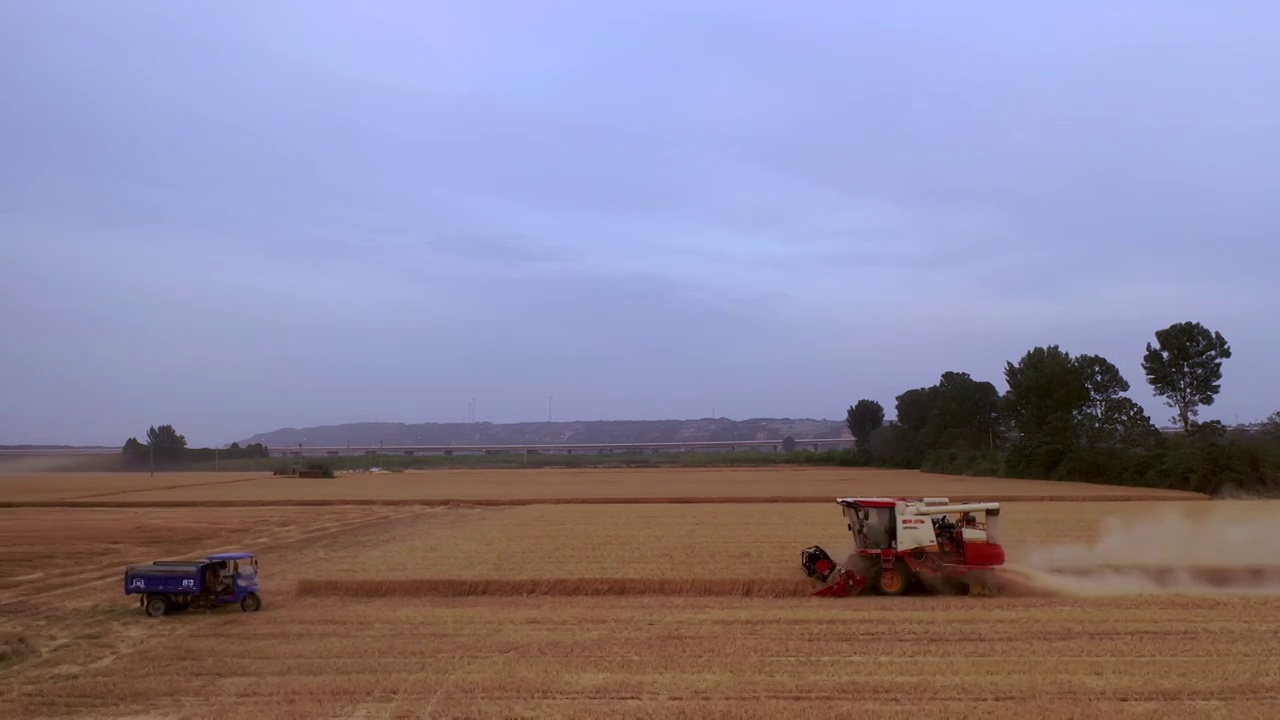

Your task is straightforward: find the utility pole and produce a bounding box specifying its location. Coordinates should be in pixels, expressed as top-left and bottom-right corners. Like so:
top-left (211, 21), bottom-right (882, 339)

top-left (548, 394), bottom-right (553, 422)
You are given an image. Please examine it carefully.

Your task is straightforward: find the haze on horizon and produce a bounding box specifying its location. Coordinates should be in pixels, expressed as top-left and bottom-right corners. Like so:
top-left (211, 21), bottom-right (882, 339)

top-left (2, 2), bottom-right (1277, 448)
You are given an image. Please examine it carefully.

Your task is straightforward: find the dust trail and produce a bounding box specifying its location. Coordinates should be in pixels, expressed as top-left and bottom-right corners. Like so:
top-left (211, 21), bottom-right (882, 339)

top-left (1008, 501), bottom-right (1280, 596)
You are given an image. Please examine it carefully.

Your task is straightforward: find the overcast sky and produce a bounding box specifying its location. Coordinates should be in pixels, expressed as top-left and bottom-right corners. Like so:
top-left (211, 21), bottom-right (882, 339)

top-left (2, 2), bottom-right (1277, 446)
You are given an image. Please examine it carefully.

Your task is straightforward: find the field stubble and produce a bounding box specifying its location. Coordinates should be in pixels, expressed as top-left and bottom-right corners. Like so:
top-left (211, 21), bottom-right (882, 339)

top-left (2, 470), bottom-right (1278, 718)
top-left (8, 595), bottom-right (1280, 718)
top-left (295, 500), bottom-right (1280, 596)
top-left (0, 466), bottom-right (1205, 505)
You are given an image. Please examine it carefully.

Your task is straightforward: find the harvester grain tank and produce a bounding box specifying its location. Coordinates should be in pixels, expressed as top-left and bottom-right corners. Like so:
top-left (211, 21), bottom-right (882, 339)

top-left (801, 497), bottom-right (1006, 596)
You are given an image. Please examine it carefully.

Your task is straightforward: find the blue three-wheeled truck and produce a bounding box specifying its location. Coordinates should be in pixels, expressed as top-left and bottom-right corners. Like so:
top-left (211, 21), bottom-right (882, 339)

top-left (124, 552), bottom-right (263, 617)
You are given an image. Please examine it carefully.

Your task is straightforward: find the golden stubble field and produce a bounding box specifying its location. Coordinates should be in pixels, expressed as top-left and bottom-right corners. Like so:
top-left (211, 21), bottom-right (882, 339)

top-left (0, 466), bottom-right (1205, 505)
top-left (3, 467), bottom-right (1279, 719)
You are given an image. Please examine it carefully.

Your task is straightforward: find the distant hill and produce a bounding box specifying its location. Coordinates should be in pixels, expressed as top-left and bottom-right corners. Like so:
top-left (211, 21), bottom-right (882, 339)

top-left (240, 418), bottom-right (850, 448)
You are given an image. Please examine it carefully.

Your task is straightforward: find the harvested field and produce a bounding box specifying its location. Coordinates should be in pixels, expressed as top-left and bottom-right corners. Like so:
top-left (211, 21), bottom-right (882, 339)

top-left (0, 471), bottom-right (272, 502)
top-left (298, 577), bottom-right (818, 597)
top-left (2, 470), bottom-right (1276, 718)
top-left (6, 594), bottom-right (1280, 718)
top-left (0, 505), bottom-right (452, 612)
top-left (0, 466), bottom-right (1206, 505)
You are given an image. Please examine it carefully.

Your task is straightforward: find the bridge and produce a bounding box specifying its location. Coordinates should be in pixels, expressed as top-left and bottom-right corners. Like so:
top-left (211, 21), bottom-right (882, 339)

top-left (0, 438), bottom-right (858, 458)
top-left (0, 446), bottom-right (118, 456)
top-left (266, 438), bottom-right (857, 457)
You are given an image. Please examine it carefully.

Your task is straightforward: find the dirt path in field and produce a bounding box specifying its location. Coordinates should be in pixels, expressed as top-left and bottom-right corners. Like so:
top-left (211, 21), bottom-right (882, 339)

top-left (56, 473), bottom-right (269, 501)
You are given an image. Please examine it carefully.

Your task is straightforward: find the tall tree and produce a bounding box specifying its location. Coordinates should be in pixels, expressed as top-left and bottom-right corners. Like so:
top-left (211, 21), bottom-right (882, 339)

top-left (1074, 353), bottom-right (1157, 446)
top-left (846, 399), bottom-right (886, 447)
top-left (894, 387), bottom-right (938, 435)
top-left (923, 371), bottom-right (1003, 451)
top-left (146, 424), bottom-right (188, 461)
top-left (867, 422), bottom-right (911, 466)
top-left (121, 437), bottom-right (148, 465)
top-left (1262, 411), bottom-right (1280, 441)
top-left (1003, 345), bottom-right (1086, 448)
top-left (1141, 321), bottom-right (1232, 432)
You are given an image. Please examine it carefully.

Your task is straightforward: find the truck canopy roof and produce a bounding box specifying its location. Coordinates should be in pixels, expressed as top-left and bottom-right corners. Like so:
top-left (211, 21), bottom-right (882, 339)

top-left (125, 563), bottom-right (205, 577)
top-left (206, 552), bottom-right (255, 561)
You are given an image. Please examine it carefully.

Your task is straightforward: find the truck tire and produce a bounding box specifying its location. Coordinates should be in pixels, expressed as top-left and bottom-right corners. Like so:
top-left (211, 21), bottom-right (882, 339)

top-left (240, 592), bottom-right (262, 612)
top-left (144, 595), bottom-right (169, 618)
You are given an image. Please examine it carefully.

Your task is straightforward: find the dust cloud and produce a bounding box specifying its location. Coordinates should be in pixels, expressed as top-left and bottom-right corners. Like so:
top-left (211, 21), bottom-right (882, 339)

top-left (1005, 502), bottom-right (1280, 596)
top-left (0, 455), bottom-right (94, 472)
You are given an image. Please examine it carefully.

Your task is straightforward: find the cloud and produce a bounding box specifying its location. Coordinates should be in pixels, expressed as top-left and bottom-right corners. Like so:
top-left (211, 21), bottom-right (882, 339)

top-left (1, 1), bottom-right (1279, 444)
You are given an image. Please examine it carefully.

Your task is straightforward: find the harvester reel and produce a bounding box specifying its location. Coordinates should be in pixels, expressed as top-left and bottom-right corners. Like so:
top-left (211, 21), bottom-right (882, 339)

top-left (801, 545), bottom-right (838, 583)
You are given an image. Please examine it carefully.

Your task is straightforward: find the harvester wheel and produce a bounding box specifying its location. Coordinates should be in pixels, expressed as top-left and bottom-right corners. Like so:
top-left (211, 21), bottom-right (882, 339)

top-left (144, 595), bottom-right (169, 618)
top-left (873, 562), bottom-right (910, 596)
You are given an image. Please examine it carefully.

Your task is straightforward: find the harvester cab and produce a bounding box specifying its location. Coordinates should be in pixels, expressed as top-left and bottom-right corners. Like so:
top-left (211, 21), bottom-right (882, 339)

top-left (802, 497), bottom-right (1006, 597)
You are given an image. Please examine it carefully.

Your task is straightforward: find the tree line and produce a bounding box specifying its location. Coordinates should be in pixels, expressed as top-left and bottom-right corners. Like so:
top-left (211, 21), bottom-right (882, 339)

top-left (840, 321), bottom-right (1279, 495)
top-left (121, 424), bottom-right (267, 469)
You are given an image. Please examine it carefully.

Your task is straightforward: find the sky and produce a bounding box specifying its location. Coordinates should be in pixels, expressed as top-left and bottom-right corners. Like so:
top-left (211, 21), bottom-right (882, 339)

top-left (1, 1), bottom-right (1277, 447)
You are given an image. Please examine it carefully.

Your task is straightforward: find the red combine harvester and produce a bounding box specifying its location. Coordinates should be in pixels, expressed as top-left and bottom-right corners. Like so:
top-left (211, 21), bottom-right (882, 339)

top-left (801, 497), bottom-right (1006, 596)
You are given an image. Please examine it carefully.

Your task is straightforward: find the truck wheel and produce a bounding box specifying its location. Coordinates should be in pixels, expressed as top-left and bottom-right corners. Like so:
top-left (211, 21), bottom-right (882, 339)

top-left (240, 592), bottom-right (262, 612)
top-left (144, 595), bottom-right (169, 618)
top-left (873, 562), bottom-right (910, 596)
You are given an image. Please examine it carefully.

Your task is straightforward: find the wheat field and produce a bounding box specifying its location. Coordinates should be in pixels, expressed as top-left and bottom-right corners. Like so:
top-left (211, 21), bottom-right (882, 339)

top-left (299, 502), bottom-right (1071, 583)
top-left (0, 466), bottom-right (1204, 504)
top-left (2, 469), bottom-right (1277, 718)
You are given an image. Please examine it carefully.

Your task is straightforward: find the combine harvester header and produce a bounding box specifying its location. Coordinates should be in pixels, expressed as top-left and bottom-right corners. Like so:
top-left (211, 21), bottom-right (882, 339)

top-left (801, 496), bottom-right (1007, 596)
